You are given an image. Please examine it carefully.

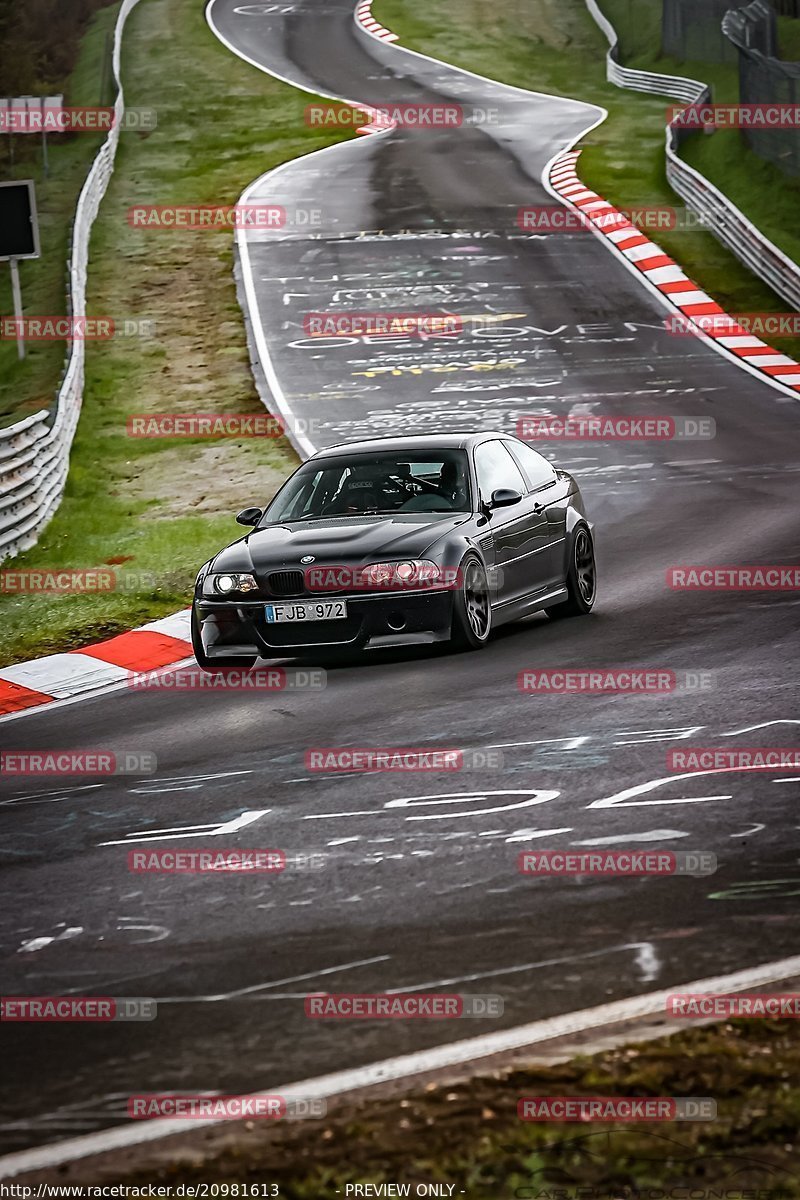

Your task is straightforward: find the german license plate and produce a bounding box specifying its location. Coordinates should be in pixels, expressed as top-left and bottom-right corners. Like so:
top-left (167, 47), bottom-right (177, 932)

top-left (265, 601), bottom-right (348, 623)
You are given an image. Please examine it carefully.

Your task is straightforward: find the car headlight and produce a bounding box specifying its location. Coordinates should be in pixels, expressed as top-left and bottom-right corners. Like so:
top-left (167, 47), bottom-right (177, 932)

top-left (203, 572), bottom-right (259, 597)
top-left (359, 560), bottom-right (444, 590)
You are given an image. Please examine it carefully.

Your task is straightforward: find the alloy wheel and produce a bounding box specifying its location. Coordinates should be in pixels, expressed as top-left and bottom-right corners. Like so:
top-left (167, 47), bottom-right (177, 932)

top-left (575, 528), bottom-right (596, 605)
top-left (463, 560), bottom-right (490, 639)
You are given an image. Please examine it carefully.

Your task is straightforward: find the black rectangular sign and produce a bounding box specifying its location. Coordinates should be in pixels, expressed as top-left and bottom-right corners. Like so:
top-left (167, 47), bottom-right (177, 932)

top-left (0, 180), bottom-right (40, 260)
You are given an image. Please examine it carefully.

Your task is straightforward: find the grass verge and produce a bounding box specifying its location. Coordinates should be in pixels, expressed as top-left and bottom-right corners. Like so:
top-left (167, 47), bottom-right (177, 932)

top-left (0, 0), bottom-right (352, 667)
top-left (109, 1020), bottom-right (800, 1196)
top-left (779, 17), bottom-right (800, 62)
top-left (373, 0), bottom-right (800, 360)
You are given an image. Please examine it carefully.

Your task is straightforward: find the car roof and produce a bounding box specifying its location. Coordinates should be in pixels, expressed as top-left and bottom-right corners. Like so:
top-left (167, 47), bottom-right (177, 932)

top-left (311, 432), bottom-right (515, 459)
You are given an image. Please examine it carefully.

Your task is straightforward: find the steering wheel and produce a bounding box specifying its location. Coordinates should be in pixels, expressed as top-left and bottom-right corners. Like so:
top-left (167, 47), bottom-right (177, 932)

top-left (388, 473), bottom-right (423, 498)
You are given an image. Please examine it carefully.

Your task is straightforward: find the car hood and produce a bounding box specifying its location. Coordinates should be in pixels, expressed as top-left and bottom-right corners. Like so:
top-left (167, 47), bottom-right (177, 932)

top-left (211, 513), bottom-right (471, 574)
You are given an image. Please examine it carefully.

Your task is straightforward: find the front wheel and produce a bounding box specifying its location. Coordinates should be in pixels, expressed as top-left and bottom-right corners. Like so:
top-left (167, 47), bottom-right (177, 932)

top-left (450, 555), bottom-right (492, 651)
top-left (191, 608), bottom-right (258, 672)
top-left (545, 525), bottom-right (596, 620)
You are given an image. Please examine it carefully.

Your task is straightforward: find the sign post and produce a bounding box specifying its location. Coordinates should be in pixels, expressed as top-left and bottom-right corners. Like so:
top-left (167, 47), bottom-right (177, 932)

top-left (9, 258), bottom-right (24, 359)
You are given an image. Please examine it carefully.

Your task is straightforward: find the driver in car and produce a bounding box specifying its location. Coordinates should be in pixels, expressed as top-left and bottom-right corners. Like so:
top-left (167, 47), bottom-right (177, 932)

top-left (399, 458), bottom-right (467, 511)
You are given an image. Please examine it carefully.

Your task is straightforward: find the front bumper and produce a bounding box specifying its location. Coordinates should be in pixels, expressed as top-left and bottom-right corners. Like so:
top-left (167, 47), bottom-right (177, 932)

top-left (194, 589), bottom-right (455, 657)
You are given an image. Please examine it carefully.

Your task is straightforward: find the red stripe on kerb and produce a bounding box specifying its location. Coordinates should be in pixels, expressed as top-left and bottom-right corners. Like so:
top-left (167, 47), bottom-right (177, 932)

top-left (761, 364), bottom-right (800, 376)
top-left (75, 631), bottom-right (191, 671)
top-left (0, 679), bottom-right (54, 715)
top-left (680, 302), bottom-right (725, 316)
top-left (617, 234), bottom-right (650, 249)
top-left (659, 280), bottom-right (697, 294)
top-left (636, 255), bottom-right (674, 271)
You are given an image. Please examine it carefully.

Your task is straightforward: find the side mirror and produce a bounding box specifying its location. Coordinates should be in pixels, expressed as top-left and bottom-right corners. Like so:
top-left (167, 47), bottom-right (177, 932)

top-left (236, 507), bottom-right (262, 527)
top-left (490, 488), bottom-right (523, 509)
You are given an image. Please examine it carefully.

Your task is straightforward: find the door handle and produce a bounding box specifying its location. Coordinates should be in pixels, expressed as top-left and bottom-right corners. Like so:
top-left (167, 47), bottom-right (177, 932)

top-left (532, 503), bottom-right (545, 514)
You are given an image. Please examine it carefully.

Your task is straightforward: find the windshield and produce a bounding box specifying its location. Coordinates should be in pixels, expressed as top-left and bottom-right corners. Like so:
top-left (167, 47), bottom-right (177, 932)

top-left (263, 450), bottom-right (472, 522)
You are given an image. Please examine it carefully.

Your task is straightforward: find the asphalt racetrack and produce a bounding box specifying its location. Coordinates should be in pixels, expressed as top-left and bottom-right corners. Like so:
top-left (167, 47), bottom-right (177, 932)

top-left (0, 0), bottom-right (798, 1157)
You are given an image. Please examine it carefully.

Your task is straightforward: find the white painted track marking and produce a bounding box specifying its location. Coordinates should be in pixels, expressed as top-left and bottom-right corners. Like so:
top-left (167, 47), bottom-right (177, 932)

top-left (3, 954), bottom-right (800, 1177)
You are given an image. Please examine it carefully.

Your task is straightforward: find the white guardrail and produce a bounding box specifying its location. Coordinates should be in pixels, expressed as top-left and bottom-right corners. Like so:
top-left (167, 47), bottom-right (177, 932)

top-left (0, 0), bottom-right (142, 562)
top-left (584, 0), bottom-right (800, 313)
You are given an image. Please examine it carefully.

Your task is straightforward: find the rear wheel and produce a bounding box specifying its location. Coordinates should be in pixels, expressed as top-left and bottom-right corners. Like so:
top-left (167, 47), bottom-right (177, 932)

top-left (191, 607), bottom-right (258, 672)
top-left (545, 525), bottom-right (596, 620)
top-left (450, 555), bottom-right (492, 650)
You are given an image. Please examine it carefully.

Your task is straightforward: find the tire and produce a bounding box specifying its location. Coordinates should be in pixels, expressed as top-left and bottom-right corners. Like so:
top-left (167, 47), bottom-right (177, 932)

top-left (450, 554), bottom-right (492, 651)
top-left (545, 525), bottom-right (596, 620)
top-left (191, 607), bottom-right (257, 672)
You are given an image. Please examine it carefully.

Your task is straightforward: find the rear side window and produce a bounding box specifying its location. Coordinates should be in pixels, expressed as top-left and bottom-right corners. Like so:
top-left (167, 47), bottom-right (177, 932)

top-left (474, 440), bottom-right (527, 502)
top-left (505, 440), bottom-right (557, 492)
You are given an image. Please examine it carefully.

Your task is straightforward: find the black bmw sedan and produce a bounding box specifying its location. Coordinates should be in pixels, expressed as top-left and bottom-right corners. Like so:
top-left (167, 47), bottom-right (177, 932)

top-left (191, 431), bottom-right (596, 667)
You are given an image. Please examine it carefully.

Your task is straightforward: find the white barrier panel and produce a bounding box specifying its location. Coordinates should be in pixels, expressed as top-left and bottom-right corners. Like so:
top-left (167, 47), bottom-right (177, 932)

top-left (0, 0), bottom-right (143, 561)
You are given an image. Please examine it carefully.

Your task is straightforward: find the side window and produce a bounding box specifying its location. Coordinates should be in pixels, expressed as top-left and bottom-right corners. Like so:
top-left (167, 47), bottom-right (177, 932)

top-left (505, 440), bottom-right (557, 492)
top-left (474, 440), bottom-right (526, 503)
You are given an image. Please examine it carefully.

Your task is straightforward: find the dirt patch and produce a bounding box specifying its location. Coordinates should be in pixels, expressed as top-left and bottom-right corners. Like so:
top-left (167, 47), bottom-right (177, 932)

top-left (121, 439), bottom-right (291, 518)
